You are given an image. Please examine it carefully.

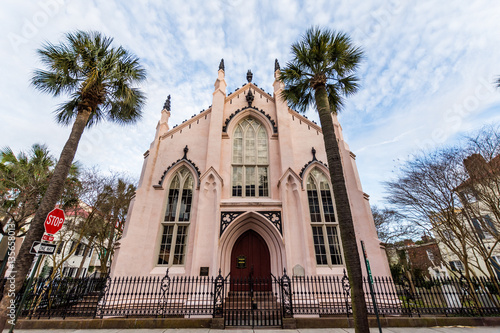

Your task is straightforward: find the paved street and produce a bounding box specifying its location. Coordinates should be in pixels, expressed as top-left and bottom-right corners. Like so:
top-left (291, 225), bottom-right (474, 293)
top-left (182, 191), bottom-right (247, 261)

top-left (3, 327), bottom-right (500, 333)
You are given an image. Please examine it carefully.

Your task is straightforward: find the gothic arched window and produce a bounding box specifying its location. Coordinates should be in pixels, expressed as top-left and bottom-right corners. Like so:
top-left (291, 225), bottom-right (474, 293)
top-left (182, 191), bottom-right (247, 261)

top-left (307, 168), bottom-right (343, 266)
top-left (158, 167), bottom-right (193, 266)
top-left (232, 117), bottom-right (269, 197)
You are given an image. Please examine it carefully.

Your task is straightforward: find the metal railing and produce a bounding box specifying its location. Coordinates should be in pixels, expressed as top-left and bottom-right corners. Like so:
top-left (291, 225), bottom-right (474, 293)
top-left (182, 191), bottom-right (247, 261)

top-left (8, 270), bottom-right (500, 322)
top-left (98, 272), bottom-right (216, 317)
top-left (18, 276), bottom-right (108, 319)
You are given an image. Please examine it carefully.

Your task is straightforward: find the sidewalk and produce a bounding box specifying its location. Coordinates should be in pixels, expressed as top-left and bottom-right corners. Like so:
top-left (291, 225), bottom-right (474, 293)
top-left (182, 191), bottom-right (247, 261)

top-left (3, 327), bottom-right (500, 333)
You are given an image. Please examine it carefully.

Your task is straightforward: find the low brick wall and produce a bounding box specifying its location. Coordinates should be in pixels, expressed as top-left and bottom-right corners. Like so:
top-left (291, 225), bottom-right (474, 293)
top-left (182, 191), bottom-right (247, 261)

top-left (12, 316), bottom-right (500, 330)
top-left (295, 316), bottom-right (500, 328)
top-left (14, 318), bottom-right (212, 330)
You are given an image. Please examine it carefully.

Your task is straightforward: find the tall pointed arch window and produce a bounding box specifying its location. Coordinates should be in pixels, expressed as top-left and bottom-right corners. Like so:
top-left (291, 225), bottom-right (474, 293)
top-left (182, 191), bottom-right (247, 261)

top-left (232, 117), bottom-right (269, 197)
top-left (158, 167), bottom-right (193, 266)
top-left (307, 168), bottom-right (343, 266)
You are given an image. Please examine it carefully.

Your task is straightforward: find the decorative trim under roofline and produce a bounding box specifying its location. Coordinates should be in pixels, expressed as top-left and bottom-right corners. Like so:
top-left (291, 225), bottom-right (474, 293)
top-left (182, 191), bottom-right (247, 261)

top-left (222, 106), bottom-right (278, 134)
top-left (153, 145), bottom-right (201, 190)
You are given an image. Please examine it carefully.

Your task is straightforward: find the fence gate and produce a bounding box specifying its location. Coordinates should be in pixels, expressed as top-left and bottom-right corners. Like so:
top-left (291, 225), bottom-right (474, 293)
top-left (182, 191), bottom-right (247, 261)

top-left (223, 275), bottom-right (282, 327)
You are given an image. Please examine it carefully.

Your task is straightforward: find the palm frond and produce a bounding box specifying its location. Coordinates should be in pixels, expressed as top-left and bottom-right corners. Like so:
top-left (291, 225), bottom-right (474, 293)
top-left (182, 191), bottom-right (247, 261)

top-left (32, 30), bottom-right (146, 128)
top-left (279, 26), bottom-right (363, 114)
top-left (54, 97), bottom-right (80, 126)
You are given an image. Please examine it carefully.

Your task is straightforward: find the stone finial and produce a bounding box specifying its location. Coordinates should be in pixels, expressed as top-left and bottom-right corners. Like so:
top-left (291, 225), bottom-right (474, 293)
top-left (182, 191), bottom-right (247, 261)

top-left (247, 69), bottom-right (253, 83)
top-left (163, 95), bottom-right (171, 111)
top-left (219, 59), bottom-right (225, 71)
top-left (311, 147), bottom-right (317, 161)
top-left (246, 88), bottom-right (254, 107)
top-left (183, 145), bottom-right (189, 159)
top-left (275, 59), bottom-right (280, 71)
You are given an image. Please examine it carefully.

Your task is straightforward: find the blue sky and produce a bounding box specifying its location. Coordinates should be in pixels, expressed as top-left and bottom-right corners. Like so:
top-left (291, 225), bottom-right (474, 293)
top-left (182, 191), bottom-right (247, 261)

top-left (1, 0), bottom-right (500, 206)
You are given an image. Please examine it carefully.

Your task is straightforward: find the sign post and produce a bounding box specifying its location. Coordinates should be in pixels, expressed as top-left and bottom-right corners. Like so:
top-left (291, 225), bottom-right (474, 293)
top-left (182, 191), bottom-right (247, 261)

top-left (9, 208), bottom-right (66, 333)
top-left (361, 240), bottom-right (382, 333)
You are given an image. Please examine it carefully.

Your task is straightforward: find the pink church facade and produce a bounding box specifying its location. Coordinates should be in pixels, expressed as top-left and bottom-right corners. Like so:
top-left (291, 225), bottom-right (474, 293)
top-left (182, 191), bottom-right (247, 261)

top-left (111, 62), bottom-right (390, 279)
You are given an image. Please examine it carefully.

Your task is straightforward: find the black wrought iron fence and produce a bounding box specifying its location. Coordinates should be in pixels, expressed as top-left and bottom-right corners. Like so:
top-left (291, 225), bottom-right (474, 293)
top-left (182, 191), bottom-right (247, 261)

top-left (19, 276), bottom-right (108, 319)
top-left (223, 275), bottom-right (282, 327)
top-left (97, 272), bottom-right (216, 317)
top-left (289, 273), bottom-right (500, 317)
top-left (9, 270), bottom-right (500, 322)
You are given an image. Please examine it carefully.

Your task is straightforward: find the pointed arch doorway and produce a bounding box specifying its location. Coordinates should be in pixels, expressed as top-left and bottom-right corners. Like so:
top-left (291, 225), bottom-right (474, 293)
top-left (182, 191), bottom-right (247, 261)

top-left (230, 230), bottom-right (271, 289)
top-left (224, 228), bottom-right (281, 327)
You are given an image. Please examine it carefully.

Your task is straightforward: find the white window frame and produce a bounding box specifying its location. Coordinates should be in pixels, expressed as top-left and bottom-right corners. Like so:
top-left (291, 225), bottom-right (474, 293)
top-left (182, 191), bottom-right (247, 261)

top-left (157, 167), bottom-right (193, 267)
top-left (231, 117), bottom-right (269, 198)
top-left (307, 168), bottom-right (343, 267)
top-left (449, 260), bottom-right (464, 272)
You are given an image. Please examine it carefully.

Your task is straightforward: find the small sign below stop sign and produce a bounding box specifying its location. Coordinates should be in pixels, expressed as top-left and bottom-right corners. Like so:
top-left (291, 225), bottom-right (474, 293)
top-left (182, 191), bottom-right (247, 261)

top-left (44, 208), bottom-right (66, 235)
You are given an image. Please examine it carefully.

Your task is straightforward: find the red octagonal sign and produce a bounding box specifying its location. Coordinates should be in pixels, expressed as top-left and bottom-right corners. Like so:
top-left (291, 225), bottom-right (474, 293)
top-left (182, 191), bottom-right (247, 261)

top-left (44, 208), bottom-right (65, 235)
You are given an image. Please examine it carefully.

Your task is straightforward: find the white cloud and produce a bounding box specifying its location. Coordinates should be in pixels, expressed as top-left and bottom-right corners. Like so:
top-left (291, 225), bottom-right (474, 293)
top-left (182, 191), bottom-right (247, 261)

top-left (1, 0), bottom-right (500, 207)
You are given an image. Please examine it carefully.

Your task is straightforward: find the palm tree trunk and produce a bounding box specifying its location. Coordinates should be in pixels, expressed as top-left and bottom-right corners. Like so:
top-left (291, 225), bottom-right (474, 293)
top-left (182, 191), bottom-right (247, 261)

top-left (314, 85), bottom-right (369, 333)
top-left (0, 108), bottom-right (91, 331)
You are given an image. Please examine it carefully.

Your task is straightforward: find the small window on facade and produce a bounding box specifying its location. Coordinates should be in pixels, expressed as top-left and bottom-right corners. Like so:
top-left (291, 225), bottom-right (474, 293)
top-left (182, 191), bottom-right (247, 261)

top-left (307, 168), bottom-right (343, 266)
top-left (158, 167), bottom-right (193, 266)
top-left (57, 241), bottom-right (64, 255)
top-left (426, 249), bottom-right (434, 262)
top-left (232, 117), bottom-right (269, 197)
top-left (441, 230), bottom-right (454, 241)
top-left (461, 190), bottom-right (477, 203)
top-left (449, 260), bottom-right (464, 272)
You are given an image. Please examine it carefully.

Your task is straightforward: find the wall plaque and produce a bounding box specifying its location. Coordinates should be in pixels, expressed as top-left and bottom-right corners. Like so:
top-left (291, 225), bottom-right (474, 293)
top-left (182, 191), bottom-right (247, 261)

top-left (236, 255), bottom-right (246, 269)
top-left (200, 267), bottom-right (209, 276)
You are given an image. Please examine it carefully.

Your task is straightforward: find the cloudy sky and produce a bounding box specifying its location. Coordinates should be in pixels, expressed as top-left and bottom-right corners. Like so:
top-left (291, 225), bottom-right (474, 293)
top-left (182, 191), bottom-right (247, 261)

top-left (1, 0), bottom-right (500, 206)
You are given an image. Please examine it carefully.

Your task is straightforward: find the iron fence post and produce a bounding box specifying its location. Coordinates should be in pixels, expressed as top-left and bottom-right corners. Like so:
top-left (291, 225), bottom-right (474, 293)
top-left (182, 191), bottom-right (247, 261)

top-left (213, 268), bottom-right (224, 318)
top-left (96, 274), bottom-right (112, 318)
top-left (341, 269), bottom-right (352, 317)
top-left (281, 268), bottom-right (293, 318)
top-left (159, 268), bottom-right (171, 317)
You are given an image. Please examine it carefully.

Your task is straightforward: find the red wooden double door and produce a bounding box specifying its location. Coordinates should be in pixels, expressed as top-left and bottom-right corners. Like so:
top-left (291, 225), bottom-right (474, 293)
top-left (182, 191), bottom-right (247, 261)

top-left (230, 230), bottom-right (271, 290)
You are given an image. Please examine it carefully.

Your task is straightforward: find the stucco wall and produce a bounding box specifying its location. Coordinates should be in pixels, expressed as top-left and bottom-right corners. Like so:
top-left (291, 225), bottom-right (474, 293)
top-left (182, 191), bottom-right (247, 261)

top-left (112, 68), bottom-right (390, 279)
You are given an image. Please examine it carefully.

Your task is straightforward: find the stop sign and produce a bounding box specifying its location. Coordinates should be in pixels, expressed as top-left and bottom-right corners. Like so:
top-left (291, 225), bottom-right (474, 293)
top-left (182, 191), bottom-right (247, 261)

top-left (44, 208), bottom-right (65, 235)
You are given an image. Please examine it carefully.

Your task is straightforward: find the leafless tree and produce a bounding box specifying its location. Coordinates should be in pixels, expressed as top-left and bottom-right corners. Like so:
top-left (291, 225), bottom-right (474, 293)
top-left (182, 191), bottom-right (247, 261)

top-left (385, 144), bottom-right (500, 280)
top-left (371, 205), bottom-right (421, 244)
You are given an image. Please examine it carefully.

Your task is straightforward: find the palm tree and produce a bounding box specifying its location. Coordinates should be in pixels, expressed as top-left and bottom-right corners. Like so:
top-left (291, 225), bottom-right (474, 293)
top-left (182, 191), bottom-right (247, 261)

top-left (0, 144), bottom-right (55, 278)
top-left (279, 27), bottom-right (369, 332)
top-left (1, 144), bottom-right (55, 237)
top-left (0, 31), bottom-right (145, 330)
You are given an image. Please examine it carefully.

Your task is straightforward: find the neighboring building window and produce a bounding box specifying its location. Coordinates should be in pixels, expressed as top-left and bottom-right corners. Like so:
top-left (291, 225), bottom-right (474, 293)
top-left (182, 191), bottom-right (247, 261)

top-left (307, 168), bottom-right (343, 266)
top-left (441, 230), bottom-right (454, 241)
top-left (56, 241), bottom-right (64, 255)
top-left (68, 267), bottom-right (77, 277)
top-left (232, 117), bottom-right (269, 197)
top-left (449, 260), bottom-right (464, 272)
top-left (426, 249), bottom-right (435, 262)
top-left (158, 167), bottom-right (193, 266)
top-left (471, 215), bottom-right (497, 239)
top-left (75, 243), bottom-right (84, 256)
top-left (461, 190), bottom-right (477, 203)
